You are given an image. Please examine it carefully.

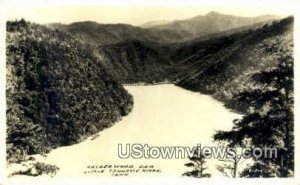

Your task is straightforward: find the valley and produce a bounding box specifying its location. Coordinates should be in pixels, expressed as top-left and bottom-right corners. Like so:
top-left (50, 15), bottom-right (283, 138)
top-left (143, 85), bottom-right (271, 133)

top-left (6, 12), bottom-right (294, 178)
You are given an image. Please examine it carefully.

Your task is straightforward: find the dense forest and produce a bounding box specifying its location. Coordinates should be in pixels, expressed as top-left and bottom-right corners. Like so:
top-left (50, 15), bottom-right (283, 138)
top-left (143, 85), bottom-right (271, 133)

top-left (6, 19), bottom-right (133, 163)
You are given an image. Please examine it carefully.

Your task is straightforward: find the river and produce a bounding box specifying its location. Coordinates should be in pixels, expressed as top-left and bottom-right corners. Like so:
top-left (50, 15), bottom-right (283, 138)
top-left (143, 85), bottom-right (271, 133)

top-left (8, 84), bottom-right (241, 178)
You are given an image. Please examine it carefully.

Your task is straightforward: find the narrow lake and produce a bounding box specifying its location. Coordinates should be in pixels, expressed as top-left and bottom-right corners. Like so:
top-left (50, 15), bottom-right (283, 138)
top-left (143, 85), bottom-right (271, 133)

top-left (9, 84), bottom-right (241, 178)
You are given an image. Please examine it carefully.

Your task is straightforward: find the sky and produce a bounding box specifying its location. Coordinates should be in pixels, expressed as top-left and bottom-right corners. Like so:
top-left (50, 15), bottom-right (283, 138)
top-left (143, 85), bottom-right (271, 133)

top-left (2, 0), bottom-right (298, 25)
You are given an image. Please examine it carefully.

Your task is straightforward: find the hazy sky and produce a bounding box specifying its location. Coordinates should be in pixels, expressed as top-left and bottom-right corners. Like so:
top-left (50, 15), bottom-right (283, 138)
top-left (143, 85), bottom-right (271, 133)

top-left (3, 0), bottom-right (297, 25)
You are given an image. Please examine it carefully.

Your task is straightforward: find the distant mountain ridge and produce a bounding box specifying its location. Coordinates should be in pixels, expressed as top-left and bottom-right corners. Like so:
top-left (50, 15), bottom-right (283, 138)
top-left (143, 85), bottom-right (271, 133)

top-left (49, 11), bottom-right (279, 45)
top-left (49, 21), bottom-right (188, 45)
top-left (140, 20), bottom-right (170, 28)
top-left (150, 11), bottom-right (280, 39)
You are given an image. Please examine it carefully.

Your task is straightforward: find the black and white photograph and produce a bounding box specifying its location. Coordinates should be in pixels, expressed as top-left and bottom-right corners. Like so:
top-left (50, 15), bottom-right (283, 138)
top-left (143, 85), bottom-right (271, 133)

top-left (1, 0), bottom-right (299, 184)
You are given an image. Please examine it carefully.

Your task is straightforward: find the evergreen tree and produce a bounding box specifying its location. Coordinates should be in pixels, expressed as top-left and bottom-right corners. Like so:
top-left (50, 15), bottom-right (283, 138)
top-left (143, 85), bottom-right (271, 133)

top-left (216, 154), bottom-right (241, 178)
top-left (214, 119), bottom-right (248, 178)
top-left (183, 148), bottom-right (211, 178)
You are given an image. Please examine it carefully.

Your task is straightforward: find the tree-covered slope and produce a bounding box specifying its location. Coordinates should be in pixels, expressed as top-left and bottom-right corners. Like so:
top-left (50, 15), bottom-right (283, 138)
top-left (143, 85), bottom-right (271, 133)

top-left (172, 17), bottom-right (293, 111)
top-left (6, 20), bottom-right (133, 162)
top-left (95, 40), bottom-right (172, 83)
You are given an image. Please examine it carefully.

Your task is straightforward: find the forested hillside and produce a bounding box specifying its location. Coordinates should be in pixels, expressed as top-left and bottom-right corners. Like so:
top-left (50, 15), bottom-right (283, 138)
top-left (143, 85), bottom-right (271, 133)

top-left (6, 19), bottom-right (133, 162)
top-left (172, 17), bottom-right (293, 111)
top-left (96, 40), bottom-right (171, 83)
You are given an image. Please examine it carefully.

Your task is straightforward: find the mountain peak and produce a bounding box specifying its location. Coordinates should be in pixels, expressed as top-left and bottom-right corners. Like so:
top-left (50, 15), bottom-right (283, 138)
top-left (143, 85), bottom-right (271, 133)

top-left (205, 11), bottom-right (221, 17)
